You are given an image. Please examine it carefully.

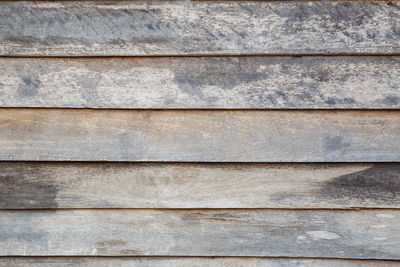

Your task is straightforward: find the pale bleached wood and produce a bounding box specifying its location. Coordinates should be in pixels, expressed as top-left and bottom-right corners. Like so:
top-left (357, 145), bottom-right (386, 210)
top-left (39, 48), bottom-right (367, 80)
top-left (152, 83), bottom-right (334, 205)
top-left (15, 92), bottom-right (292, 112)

top-left (0, 209), bottom-right (399, 258)
top-left (1, 57), bottom-right (400, 109)
top-left (1, 162), bottom-right (400, 209)
top-left (1, 257), bottom-right (399, 267)
top-left (0, 1), bottom-right (399, 56)
top-left (0, 109), bottom-right (399, 162)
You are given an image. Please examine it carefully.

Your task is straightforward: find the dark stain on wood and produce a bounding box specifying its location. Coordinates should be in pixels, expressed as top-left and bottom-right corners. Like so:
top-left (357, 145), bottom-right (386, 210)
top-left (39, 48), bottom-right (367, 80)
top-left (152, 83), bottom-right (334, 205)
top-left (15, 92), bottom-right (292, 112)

top-left (17, 76), bottom-right (40, 98)
top-left (324, 135), bottom-right (351, 155)
top-left (320, 165), bottom-right (400, 205)
top-left (171, 58), bottom-right (269, 97)
top-left (383, 95), bottom-right (400, 106)
top-left (0, 165), bottom-right (59, 209)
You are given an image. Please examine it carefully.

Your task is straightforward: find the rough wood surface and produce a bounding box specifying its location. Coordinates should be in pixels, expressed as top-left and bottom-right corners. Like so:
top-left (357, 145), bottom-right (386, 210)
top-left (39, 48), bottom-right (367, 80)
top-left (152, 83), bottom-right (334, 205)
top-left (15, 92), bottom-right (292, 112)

top-left (1, 162), bottom-right (400, 209)
top-left (1, 57), bottom-right (400, 109)
top-left (1, 1), bottom-right (399, 56)
top-left (1, 257), bottom-right (399, 267)
top-left (0, 209), bottom-right (399, 258)
top-left (1, 109), bottom-right (399, 162)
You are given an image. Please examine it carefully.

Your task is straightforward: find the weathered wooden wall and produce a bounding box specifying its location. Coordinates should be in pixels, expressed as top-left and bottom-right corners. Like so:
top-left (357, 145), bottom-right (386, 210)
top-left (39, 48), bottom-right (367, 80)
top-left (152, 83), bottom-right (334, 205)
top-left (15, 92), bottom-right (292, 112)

top-left (1, 162), bottom-right (399, 209)
top-left (1, 1), bottom-right (400, 56)
top-left (2, 57), bottom-right (400, 109)
top-left (0, 0), bottom-right (399, 266)
top-left (1, 209), bottom-right (399, 258)
top-left (1, 257), bottom-right (400, 267)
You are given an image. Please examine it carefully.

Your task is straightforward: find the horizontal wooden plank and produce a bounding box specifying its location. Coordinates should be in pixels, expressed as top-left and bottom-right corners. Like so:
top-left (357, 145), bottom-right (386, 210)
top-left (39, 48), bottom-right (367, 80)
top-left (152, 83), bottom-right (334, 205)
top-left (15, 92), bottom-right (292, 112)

top-left (0, 209), bottom-right (399, 258)
top-left (1, 257), bottom-right (399, 267)
top-left (1, 1), bottom-right (399, 56)
top-left (1, 162), bottom-right (400, 209)
top-left (1, 109), bottom-right (399, 162)
top-left (1, 57), bottom-right (400, 109)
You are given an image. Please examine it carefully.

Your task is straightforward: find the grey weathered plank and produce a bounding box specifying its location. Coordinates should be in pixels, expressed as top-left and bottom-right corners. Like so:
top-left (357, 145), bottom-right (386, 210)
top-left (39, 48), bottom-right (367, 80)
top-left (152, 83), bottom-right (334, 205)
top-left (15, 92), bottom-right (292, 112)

top-left (1, 257), bottom-right (399, 267)
top-left (0, 109), bottom-right (399, 162)
top-left (1, 57), bottom-right (400, 109)
top-left (1, 162), bottom-right (400, 209)
top-left (1, 1), bottom-right (399, 56)
top-left (0, 209), bottom-right (399, 258)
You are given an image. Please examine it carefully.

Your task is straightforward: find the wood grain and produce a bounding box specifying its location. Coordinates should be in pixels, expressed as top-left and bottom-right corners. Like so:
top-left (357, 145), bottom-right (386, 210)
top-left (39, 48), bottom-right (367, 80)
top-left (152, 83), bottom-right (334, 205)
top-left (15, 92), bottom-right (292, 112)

top-left (1, 162), bottom-right (400, 209)
top-left (0, 209), bottom-right (399, 258)
top-left (1, 1), bottom-right (399, 56)
top-left (1, 109), bottom-right (399, 162)
top-left (1, 57), bottom-right (400, 109)
top-left (1, 257), bottom-right (399, 267)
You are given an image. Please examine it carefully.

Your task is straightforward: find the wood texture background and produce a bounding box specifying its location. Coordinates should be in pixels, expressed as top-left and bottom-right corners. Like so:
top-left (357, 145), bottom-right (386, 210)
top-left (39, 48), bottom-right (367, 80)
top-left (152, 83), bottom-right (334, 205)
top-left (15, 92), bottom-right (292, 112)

top-left (1, 257), bottom-right (400, 267)
top-left (1, 1), bottom-right (399, 56)
top-left (3, 257), bottom-right (400, 267)
top-left (1, 57), bottom-right (399, 109)
top-left (1, 109), bottom-right (399, 162)
top-left (1, 162), bottom-right (399, 209)
top-left (0, 209), bottom-right (399, 258)
top-left (1, 0), bottom-right (400, 264)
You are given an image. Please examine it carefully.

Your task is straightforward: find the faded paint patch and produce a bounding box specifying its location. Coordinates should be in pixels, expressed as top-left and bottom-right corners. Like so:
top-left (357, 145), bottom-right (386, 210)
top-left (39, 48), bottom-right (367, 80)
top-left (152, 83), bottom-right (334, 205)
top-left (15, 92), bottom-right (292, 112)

top-left (372, 225), bottom-right (387, 229)
top-left (306, 231), bottom-right (341, 240)
top-left (296, 235), bottom-right (307, 240)
top-left (376, 214), bottom-right (396, 219)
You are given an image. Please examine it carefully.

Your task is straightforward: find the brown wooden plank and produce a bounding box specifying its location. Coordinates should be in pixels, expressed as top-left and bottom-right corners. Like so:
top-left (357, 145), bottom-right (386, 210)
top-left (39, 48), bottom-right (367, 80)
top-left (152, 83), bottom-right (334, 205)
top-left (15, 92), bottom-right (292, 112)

top-left (1, 162), bottom-right (400, 209)
top-left (1, 57), bottom-right (400, 109)
top-left (0, 257), bottom-right (399, 267)
top-left (0, 209), bottom-right (399, 258)
top-left (0, 109), bottom-right (399, 162)
top-left (1, 1), bottom-right (399, 56)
